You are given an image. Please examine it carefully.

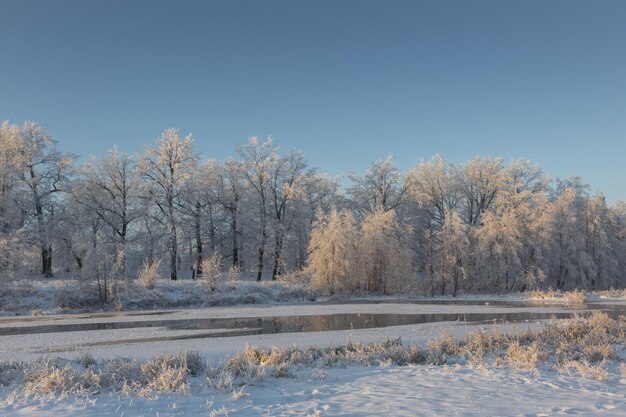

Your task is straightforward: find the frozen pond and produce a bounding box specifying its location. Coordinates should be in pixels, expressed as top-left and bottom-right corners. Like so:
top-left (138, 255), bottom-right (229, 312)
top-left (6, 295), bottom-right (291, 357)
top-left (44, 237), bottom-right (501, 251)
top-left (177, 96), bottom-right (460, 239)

top-left (0, 309), bottom-right (595, 337)
top-left (0, 299), bottom-right (621, 337)
top-left (1, 298), bottom-right (624, 360)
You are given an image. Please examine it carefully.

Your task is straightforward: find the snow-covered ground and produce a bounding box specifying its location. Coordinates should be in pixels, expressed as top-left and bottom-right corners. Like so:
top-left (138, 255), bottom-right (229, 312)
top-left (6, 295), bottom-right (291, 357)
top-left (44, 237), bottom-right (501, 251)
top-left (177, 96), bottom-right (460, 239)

top-left (0, 278), bottom-right (316, 316)
top-left (2, 364), bottom-right (626, 416)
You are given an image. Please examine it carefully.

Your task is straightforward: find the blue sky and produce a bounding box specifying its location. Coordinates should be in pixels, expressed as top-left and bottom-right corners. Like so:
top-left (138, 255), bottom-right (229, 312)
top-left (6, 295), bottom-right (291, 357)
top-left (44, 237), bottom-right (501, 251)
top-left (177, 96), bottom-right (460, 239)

top-left (1, 0), bottom-right (625, 202)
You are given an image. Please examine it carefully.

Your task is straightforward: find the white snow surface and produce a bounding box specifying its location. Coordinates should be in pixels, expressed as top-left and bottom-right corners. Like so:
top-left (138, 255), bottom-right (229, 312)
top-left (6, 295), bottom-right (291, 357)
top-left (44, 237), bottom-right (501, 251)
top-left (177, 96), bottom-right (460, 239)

top-left (2, 365), bottom-right (626, 416)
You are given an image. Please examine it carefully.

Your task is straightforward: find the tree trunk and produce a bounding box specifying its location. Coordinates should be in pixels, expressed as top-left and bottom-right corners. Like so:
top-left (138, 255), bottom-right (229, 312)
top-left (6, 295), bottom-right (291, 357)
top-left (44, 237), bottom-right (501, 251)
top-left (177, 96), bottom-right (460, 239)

top-left (35, 200), bottom-right (52, 277)
top-left (170, 221), bottom-right (178, 280)
top-left (195, 206), bottom-right (203, 277)
top-left (428, 229), bottom-right (435, 297)
top-left (120, 220), bottom-right (127, 278)
top-left (232, 213), bottom-right (239, 268)
top-left (271, 232), bottom-right (284, 280)
top-left (440, 256), bottom-right (446, 296)
top-left (208, 210), bottom-right (216, 255)
top-left (452, 253), bottom-right (461, 297)
top-left (41, 245), bottom-right (52, 277)
top-left (257, 210), bottom-right (267, 282)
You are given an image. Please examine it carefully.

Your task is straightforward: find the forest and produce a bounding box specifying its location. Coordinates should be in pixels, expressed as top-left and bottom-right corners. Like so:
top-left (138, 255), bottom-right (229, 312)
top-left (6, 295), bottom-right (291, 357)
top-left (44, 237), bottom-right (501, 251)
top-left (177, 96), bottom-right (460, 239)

top-left (1, 120), bottom-right (625, 300)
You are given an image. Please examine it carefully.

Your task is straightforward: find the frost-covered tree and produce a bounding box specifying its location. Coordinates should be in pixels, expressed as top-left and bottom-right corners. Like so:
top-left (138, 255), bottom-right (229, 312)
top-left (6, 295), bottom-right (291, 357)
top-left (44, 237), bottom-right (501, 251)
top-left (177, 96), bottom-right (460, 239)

top-left (504, 159), bottom-right (547, 196)
top-left (407, 155), bottom-right (460, 295)
top-left (582, 193), bottom-right (619, 289)
top-left (292, 173), bottom-right (340, 269)
top-left (74, 147), bottom-right (139, 277)
top-left (453, 156), bottom-right (505, 226)
top-left (237, 137), bottom-right (275, 281)
top-left (610, 201), bottom-right (626, 284)
top-left (358, 209), bottom-right (413, 294)
top-left (0, 122), bottom-right (23, 236)
top-left (214, 158), bottom-right (246, 269)
top-left (138, 128), bottom-right (197, 280)
top-left (17, 122), bottom-right (75, 277)
top-left (307, 209), bottom-right (358, 293)
top-left (545, 187), bottom-right (586, 289)
top-left (347, 155), bottom-right (408, 216)
top-left (178, 159), bottom-right (220, 278)
top-left (440, 211), bottom-right (470, 296)
top-left (305, 174), bottom-right (340, 215)
top-left (267, 151), bottom-right (309, 279)
top-left (1, 118), bottom-right (625, 295)
top-left (57, 196), bottom-right (119, 302)
top-left (0, 122), bottom-right (28, 280)
top-left (474, 209), bottom-right (522, 292)
top-left (407, 155), bottom-right (460, 230)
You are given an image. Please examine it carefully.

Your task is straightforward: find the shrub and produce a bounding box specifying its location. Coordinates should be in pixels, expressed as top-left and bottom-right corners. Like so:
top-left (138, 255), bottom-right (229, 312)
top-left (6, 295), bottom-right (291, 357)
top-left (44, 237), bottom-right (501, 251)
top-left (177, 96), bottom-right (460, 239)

top-left (201, 253), bottom-right (223, 291)
top-left (227, 264), bottom-right (241, 282)
top-left (53, 281), bottom-right (100, 311)
top-left (528, 288), bottom-right (587, 304)
top-left (137, 259), bottom-right (161, 290)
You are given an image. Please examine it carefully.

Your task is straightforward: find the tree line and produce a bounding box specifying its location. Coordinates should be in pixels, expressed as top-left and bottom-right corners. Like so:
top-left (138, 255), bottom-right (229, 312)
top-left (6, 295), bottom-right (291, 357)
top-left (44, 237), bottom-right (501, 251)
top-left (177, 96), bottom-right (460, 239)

top-left (1, 121), bottom-right (624, 298)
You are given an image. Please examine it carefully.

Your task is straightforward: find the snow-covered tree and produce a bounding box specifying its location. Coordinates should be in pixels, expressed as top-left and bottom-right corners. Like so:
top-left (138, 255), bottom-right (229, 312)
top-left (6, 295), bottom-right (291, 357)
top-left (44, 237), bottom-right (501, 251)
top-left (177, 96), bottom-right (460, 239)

top-left (307, 209), bottom-right (358, 293)
top-left (178, 159), bottom-right (220, 278)
top-left (0, 118), bottom-right (624, 295)
top-left (474, 209), bottom-right (522, 292)
top-left (17, 122), bottom-right (75, 277)
top-left (453, 156), bottom-right (505, 226)
top-left (582, 193), bottom-right (618, 289)
top-left (267, 151), bottom-right (309, 279)
top-left (407, 155), bottom-right (461, 295)
top-left (0, 122), bottom-right (23, 236)
top-left (347, 155), bottom-right (408, 216)
top-left (138, 128), bottom-right (197, 280)
top-left (214, 158), bottom-right (246, 269)
top-left (440, 211), bottom-right (470, 296)
top-left (74, 147), bottom-right (139, 277)
top-left (291, 173), bottom-right (340, 269)
top-left (358, 209), bottom-right (413, 294)
top-left (545, 187), bottom-right (586, 289)
top-left (610, 201), bottom-right (626, 286)
top-left (237, 137), bottom-right (275, 281)
top-left (407, 155), bottom-right (460, 230)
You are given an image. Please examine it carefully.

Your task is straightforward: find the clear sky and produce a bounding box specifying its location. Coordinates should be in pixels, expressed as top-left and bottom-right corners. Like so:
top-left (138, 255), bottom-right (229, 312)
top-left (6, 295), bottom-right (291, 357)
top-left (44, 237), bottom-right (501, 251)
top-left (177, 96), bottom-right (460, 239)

top-left (1, 0), bottom-right (625, 202)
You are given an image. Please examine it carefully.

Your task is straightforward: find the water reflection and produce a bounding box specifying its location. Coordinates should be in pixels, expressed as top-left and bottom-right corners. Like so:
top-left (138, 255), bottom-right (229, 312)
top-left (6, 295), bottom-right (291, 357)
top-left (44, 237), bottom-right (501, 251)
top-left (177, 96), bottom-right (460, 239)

top-left (2, 301), bottom-right (624, 338)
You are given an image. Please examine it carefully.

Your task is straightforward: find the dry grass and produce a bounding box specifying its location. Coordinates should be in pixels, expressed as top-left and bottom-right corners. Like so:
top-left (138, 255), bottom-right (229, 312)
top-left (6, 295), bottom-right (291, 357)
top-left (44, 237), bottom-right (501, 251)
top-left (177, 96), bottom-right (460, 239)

top-left (137, 259), bottom-right (161, 290)
top-left (4, 351), bottom-right (204, 403)
top-left (506, 341), bottom-right (544, 371)
top-left (562, 359), bottom-right (609, 381)
top-left (208, 406), bottom-right (230, 417)
top-left (591, 288), bottom-right (626, 299)
top-left (207, 370), bottom-right (235, 391)
top-left (528, 288), bottom-right (587, 303)
top-left (230, 386), bottom-right (248, 400)
top-left (138, 353), bottom-right (193, 395)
